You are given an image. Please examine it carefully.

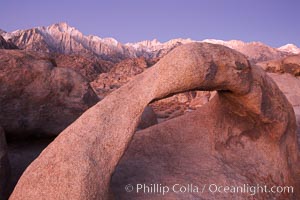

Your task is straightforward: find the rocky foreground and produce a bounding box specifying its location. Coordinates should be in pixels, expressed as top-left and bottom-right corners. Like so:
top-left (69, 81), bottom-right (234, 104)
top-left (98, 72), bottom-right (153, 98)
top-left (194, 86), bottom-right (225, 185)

top-left (0, 50), bottom-right (99, 139)
top-left (2, 43), bottom-right (298, 200)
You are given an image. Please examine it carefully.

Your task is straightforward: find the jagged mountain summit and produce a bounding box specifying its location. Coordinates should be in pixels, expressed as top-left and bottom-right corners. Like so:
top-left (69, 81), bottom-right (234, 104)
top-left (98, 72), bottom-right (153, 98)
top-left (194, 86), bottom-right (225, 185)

top-left (2, 22), bottom-right (135, 62)
top-left (1, 22), bottom-right (298, 63)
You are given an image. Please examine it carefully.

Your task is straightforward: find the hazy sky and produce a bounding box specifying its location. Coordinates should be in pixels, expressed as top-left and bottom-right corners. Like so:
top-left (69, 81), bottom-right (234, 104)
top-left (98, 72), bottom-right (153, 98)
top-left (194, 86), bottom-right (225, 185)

top-left (1, 0), bottom-right (299, 47)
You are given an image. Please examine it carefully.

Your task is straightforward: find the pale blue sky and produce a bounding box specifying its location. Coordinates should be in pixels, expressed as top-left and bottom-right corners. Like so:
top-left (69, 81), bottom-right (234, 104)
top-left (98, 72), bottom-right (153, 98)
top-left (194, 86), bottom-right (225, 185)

top-left (1, 0), bottom-right (299, 47)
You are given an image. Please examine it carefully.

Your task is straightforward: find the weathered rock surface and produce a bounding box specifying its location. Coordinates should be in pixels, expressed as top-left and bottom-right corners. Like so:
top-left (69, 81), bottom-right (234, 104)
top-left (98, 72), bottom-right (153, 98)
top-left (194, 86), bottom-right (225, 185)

top-left (267, 73), bottom-right (300, 147)
top-left (257, 55), bottom-right (300, 147)
top-left (91, 57), bottom-right (149, 98)
top-left (53, 54), bottom-right (113, 82)
top-left (0, 50), bottom-right (99, 139)
top-left (257, 54), bottom-right (300, 76)
top-left (10, 43), bottom-right (299, 200)
top-left (0, 126), bottom-right (10, 200)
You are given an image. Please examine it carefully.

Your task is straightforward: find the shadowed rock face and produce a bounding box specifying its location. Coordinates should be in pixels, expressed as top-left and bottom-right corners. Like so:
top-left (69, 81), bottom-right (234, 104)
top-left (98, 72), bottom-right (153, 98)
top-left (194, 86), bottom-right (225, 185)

top-left (256, 55), bottom-right (300, 151)
top-left (267, 73), bottom-right (300, 148)
top-left (0, 36), bottom-right (18, 50)
top-left (9, 43), bottom-right (298, 199)
top-left (137, 106), bottom-right (158, 130)
top-left (0, 126), bottom-right (10, 199)
top-left (0, 50), bottom-right (99, 139)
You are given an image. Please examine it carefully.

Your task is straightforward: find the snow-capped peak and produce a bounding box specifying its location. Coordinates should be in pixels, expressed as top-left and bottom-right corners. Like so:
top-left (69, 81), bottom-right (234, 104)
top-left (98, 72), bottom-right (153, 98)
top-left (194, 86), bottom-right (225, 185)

top-left (41, 22), bottom-right (82, 37)
top-left (202, 39), bottom-right (246, 49)
top-left (164, 38), bottom-right (195, 45)
top-left (126, 39), bottom-right (161, 48)
top-left (49, 22), bottom-right (73, 32)
top-left (126, 38), bottom-right (196, 52)
top-left (102, 37), bottom-right (119, 46)
top-left (278, 44), bottom-right (300, 54)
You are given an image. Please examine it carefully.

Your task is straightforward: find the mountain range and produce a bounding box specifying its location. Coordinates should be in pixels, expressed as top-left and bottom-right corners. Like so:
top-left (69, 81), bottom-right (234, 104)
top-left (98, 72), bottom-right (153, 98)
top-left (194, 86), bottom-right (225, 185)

top-left (1, 22), bottom-right (299, 63)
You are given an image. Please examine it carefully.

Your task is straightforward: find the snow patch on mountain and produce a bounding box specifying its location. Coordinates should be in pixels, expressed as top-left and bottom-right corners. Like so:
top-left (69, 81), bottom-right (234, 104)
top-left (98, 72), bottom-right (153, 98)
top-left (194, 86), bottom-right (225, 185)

top-left (278, 44), bottom-right (300, 54)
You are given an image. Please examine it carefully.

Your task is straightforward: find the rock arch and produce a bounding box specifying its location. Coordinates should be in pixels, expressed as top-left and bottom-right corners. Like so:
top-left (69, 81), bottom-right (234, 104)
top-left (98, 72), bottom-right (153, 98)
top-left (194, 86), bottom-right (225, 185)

top-left (10, 43), bottom-right (298, 199)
